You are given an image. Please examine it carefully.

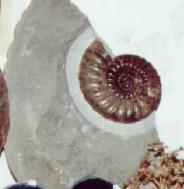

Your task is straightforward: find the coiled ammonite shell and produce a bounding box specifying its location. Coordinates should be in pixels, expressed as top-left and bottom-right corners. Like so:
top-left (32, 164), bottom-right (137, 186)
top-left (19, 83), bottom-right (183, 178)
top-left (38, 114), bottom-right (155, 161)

top-left (79, 40), bottom-right (161, 123)
top-left (0, 70), bottom-right (9, 154)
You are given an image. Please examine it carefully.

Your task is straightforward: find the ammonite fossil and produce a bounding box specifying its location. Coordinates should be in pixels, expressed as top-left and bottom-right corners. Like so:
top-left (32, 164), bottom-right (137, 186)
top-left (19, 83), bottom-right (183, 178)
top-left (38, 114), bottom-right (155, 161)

top-left (0, 70), bottom-right (9, 154)
top-left (79, 40), bottom-right (161, 123)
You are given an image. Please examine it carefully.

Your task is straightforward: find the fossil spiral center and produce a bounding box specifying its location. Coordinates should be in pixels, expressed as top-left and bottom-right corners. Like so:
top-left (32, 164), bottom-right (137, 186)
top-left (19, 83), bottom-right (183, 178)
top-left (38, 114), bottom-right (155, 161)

top-left (107, 67), bottom-right (136, 98)
top-left (120, 76), bottom-right (134, 90)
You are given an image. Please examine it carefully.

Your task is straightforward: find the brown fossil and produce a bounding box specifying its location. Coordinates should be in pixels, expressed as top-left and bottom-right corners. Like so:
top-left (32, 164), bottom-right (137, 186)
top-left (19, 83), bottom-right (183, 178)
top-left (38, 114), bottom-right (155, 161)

top-left (79, 40), bottom-right (161, 123)
top-left (0, 70), bottom-right (9, 154)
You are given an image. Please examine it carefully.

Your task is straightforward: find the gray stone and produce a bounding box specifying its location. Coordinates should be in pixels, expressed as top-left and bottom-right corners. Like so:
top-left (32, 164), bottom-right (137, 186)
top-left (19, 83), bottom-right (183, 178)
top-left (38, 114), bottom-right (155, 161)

top-left (4, 0), bottom-right (158, 189)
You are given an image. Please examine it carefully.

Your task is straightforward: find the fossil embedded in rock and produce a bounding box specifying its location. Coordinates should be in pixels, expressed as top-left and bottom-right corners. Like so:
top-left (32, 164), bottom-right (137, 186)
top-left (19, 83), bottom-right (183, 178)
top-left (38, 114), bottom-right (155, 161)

top-left (79, 40), bottom-right (161, 123)
top-left (0, 70), bottom-right (9, 154)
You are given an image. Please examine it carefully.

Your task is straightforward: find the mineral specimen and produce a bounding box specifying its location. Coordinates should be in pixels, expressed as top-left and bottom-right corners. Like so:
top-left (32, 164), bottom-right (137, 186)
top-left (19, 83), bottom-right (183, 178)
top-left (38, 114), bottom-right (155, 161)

top-left (123, 142), bottom-right (184, 189)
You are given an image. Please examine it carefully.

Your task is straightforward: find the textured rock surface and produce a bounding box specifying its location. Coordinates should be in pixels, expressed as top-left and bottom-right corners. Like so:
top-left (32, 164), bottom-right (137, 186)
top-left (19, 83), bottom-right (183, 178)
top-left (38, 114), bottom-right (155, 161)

top-left (5, 0), bottom-right (158, 189)
top-left (0, 70), bottom-right (9, 154)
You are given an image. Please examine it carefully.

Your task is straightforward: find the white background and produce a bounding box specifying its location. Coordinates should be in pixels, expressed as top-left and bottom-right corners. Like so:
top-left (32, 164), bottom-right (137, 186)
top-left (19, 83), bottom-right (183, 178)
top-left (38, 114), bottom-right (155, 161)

top-left (0, 153), bottom-right (15, 188)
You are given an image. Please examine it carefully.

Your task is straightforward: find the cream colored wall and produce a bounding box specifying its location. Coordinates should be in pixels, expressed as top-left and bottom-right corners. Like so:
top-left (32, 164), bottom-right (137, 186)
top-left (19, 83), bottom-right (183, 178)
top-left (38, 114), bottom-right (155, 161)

top-left (0, 0), bottom-right (31, 69)
top-left (0, 0), bottom-right (12, 56)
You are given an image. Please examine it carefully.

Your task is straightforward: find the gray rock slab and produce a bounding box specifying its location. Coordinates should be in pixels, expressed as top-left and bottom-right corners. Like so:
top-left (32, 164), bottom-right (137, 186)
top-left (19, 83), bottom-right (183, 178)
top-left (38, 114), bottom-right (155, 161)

top-left (4, 0), bottom-right (158, 189)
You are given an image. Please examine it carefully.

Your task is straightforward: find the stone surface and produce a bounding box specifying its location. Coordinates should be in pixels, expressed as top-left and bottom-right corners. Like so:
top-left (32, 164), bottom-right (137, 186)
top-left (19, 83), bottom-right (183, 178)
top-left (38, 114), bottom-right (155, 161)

top-left (4, 0), bottom-right (158, 189)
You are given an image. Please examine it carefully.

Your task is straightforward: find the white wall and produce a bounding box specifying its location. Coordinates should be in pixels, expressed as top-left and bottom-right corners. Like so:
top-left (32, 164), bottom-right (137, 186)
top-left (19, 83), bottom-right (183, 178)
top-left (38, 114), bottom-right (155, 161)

top-left (0, 0), bottom-right (31, 70)
top-left (0, 152), bottom-right (15, 188)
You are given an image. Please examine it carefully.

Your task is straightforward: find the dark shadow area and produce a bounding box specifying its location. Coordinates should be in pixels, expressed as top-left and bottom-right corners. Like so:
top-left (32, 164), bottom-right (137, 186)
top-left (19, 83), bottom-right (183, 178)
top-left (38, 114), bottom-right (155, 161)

top-left (5, 183), bottom-right (43, 189)
top-left (72, 178), bottom-right (113, 189)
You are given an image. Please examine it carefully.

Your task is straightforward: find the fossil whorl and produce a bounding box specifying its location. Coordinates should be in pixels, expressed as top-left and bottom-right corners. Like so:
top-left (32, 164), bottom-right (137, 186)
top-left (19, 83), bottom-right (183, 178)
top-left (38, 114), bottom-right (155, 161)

top-left (0, 70), bottom-right (9, 154)
top-left (79, 40), bottom-right (161, 123)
